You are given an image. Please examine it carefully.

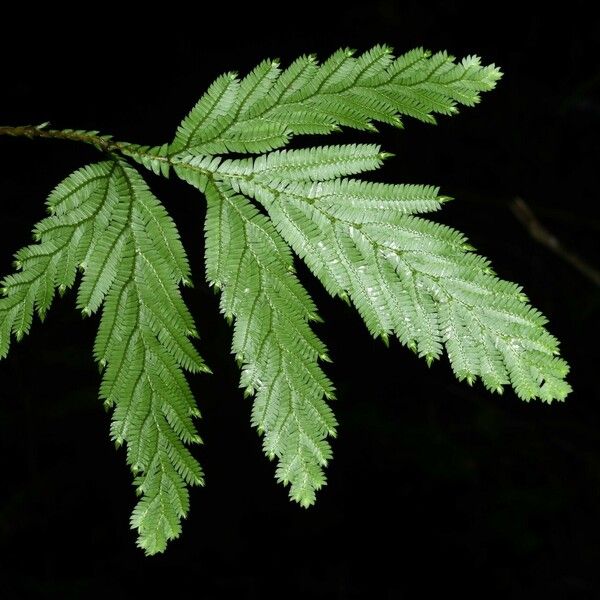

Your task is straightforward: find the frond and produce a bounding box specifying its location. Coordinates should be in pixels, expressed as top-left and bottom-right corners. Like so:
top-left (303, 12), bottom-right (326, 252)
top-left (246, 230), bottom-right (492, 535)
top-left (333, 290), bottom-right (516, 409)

top-left (214, 164), bottom-right (571, 403)
top-left (200, 178), bottom-right (336, 506)
top-left (171, 45), bottom-right (502, 156)
top-left (168, 48), bottom-right (566, 509)
top-left (0, 161), bottom-right (207, 554)
top-left (0, 45), bottom-right (570, 554)
top-left (217, 144), bottom-right (387, 182)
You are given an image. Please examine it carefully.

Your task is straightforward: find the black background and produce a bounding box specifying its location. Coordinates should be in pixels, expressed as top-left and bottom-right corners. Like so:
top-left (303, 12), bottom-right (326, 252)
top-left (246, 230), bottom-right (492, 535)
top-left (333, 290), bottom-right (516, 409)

top-left (1, 3), bottom-right (599, 597)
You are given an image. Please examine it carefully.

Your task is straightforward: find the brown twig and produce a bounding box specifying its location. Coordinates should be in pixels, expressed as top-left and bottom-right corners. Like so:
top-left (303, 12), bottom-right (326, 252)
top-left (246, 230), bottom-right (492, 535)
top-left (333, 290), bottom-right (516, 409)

top-left (510, 196), bottom-right (600, 287)
top-left (0, 124), bottom-right (121, 152)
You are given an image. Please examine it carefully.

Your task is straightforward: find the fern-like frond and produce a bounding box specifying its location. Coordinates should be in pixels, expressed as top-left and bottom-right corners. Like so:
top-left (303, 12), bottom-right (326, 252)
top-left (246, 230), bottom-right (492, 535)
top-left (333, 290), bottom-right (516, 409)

top-left (165, 47), bottom-right (568, 511)
top-left (180, 169), bottom-right (336, 505)
top-left (171, 45), bottom-right (501, 156)
top-left (0, 161), bottom-right (207, 554)
top-left (211, 157), bottom-right (570, 402)
top-left (0, 44), bottom-right (570, 553)
top-left (217, 144), bottom-right (388, 182)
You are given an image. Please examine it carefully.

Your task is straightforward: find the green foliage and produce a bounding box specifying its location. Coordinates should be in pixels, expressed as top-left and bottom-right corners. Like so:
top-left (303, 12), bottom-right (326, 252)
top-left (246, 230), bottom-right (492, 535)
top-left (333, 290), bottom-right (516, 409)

top-left (202, 176), bottom-right (335, 506)
top-left (0, 45), bottom-right (571, 554)
top-left (170, 45), bottom-right (501, 156)
top-left (0, 160), bottom-right (207, 554)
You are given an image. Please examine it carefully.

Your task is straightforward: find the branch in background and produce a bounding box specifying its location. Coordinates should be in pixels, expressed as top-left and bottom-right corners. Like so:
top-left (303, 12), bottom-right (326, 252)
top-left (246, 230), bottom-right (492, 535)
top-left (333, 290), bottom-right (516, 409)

top-left (510, 197), bottom-right (600, 287)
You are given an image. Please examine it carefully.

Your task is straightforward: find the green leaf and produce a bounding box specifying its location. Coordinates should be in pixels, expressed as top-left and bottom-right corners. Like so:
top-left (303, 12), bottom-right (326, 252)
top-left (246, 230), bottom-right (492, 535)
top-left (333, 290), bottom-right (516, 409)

top-left (227, 169), bottom-right (571, 402)
top-left (0, 45), bottom-right (570, 555)
top-left (0, 160), bottom-right (207, 554)
top-left (201, 179), bottom-right (336, 505)
top-left (171, 45), bottom-right (501, 156)
top-left (168, 44), bottom-right (567, 514)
